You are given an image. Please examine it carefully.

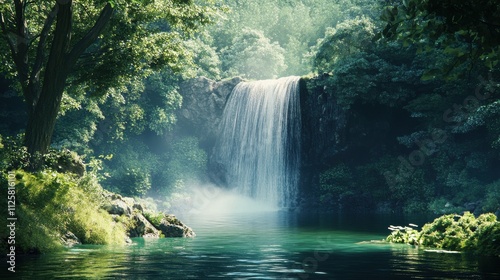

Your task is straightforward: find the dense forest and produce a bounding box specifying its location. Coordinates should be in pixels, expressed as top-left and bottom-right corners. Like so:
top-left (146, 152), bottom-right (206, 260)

top-left (1, 0), bottom-right (500, 254)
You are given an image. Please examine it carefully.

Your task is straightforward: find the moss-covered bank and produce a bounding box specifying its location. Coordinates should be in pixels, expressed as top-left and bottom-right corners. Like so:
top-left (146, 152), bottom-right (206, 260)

top-left (1, 169), bottom-right (194, 254)
top-left (387, 212), bottom-right (500, 257)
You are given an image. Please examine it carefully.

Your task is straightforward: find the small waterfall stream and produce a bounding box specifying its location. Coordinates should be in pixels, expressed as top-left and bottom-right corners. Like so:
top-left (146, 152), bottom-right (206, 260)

top-left (214, 76), bottom-right (301, 209)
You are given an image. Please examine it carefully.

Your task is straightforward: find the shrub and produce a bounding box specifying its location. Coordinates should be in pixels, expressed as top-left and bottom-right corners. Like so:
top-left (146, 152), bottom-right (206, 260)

top-left (319, 164), bottom-right (352, 206)
top-left (387, 225), bottom-right (420, 245)
top-left (387, 212), bottom-right (500, 256)
top-left (1, 170), bottom-right (127, 253)
top-left (483, 180), bottom-right (500, 213)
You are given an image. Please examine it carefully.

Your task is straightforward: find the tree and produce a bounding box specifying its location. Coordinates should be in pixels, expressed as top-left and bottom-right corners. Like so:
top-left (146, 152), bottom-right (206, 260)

top-left (310, 16), bottom-right (377, 74)
top-left (379, 0), bottom-right (500, 72)
top-left (378, 0), bottom-right (500, 148)
top-left (221, 28), bottom-right (286, 79)
top-left (0, 0), bottom-right (218, 165)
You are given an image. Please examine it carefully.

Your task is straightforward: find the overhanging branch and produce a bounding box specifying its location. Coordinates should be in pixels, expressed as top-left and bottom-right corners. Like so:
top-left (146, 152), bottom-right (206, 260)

top-left (67, 3), bottom-right (114, 68)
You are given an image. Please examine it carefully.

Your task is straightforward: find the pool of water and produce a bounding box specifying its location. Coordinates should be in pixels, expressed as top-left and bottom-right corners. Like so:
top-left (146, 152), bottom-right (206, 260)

top-left (5, 211), bottom-right (500, 279)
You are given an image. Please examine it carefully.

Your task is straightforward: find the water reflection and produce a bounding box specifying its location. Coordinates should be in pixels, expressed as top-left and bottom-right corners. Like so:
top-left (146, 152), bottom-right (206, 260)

top-left (9, 211), bottom-right (500, 279)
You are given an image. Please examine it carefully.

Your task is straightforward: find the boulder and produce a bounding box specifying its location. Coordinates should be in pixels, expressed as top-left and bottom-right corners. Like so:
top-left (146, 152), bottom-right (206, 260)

top-left (103, 199), bottom-right (132, 216)
top-left (102, 191), bottom-right (195, 239)
top-left (129, 213), bottom-right (161, 238)
top-left (60, 231), bottom-right (81, 247)
top-left (158, 214), bottom-right (196, 238)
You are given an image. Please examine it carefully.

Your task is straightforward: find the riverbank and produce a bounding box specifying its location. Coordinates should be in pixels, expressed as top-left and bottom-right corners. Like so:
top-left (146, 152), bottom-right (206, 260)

top-left (1, 168), bottom-right (194, 255)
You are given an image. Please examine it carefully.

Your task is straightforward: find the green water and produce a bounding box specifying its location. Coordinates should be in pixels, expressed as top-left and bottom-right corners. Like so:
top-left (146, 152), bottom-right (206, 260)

top-left (4, 211), bottom-right (500, 279)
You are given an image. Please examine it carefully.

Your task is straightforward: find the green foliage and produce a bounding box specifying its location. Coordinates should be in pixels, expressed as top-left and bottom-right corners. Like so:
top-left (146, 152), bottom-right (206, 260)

top-left (312, 40), bottom-right (425, 108)
top-left (183, 36), bottom-right (222, 79)
top-left (221, 29), bottom-right (286, 79)
top-left (387, 212), bottom-right (500, 256)
top-left (58, 68), bottom-right (183, 148)
top-left (207, 0), bottom-right (380, 78)
top-left (117, 168), bottom-right (152, 197)
top-left (484, 180), bottom-right (500, 213)
top-left (419, 213), bottom-right (474, 250)
top-left (379, 0), bottom-right (500, 74)
top-left (1, 0), bottom-right (222, 159)
top-left (0, 0), bottom-right (221, 93)
top-left (101, 140), bottom-right (157, 197)
top-left (319, 164), bottom-right (353, 205)
top-left (1, 170), bottom-right (127, 253)
top-left (428, 198), bottom-right (465, 215)
top-left (311, 16), bottom-right (377, 73)
top-left (53, 66), bottom-right (185, 198)
top-left (143, 210), bottom-right (164, 229)
top-left (0, 134), bottom-right (85, 176)
top-left (306, 1), bottom-right (499, 213)
top-left (0, 135), bottom-right (31, 171)
top-left (163, 136), bottom-right (207, 195)
top-left (93, 133), bottom-right (207, 199)
top-left (387, 225), bottom-right (420, 245)
top-left (472, 214), bottom-right (500, 256)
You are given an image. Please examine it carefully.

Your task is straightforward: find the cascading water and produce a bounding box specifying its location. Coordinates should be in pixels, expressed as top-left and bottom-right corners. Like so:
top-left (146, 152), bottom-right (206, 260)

top-left (214, 76), bottom-right (301, 209)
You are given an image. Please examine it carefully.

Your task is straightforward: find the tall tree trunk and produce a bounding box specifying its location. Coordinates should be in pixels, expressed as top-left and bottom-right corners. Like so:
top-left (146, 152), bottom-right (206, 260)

top-left (25, 0), bottom-right (72, 159)
top-left (22, 1), bottom-right (113, 168)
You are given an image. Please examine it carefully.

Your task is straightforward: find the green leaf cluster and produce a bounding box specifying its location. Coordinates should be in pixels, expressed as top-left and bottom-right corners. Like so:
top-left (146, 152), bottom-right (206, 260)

top-left (379, 0), bottom-right (500, 72)
top-left (387, 212), bottom-right (500, 256)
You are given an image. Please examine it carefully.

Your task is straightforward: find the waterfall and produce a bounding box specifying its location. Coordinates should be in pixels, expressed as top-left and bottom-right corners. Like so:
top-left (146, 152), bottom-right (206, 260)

top-left (214, 76), bottom-right (301, 209)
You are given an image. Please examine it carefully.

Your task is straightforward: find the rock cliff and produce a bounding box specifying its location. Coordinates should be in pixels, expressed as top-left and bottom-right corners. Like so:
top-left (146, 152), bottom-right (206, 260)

top-left (177, 76), bottom-right (244, 149)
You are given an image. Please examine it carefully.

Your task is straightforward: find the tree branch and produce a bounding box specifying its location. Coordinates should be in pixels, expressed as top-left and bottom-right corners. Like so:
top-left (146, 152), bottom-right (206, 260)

top-left (26, 4), bottom-right (58, 107)
top-left (0, 11), bottom-right (18, 56)
top-left (67, 3), bottom-right (114, 68)
top-left (478, 19), bottom-right (500, 29)
top-left (9, 0), bottom-right (30, 100)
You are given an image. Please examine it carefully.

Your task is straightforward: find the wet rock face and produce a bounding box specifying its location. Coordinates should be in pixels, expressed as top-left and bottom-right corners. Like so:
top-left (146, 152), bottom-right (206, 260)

top-left (300, 77), bottom-right (348, 167)
top-left (177, 76), bottom-right (244, 147)
top-left (178, 76), bottom-right (244, 187)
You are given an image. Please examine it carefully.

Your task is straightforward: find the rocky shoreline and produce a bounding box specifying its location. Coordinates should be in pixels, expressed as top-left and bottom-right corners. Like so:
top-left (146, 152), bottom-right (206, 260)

top-left (61, 191), bottom-right (195, 247)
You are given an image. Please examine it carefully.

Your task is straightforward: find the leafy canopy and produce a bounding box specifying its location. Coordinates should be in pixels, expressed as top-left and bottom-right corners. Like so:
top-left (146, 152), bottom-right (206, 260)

top-left (0, 0), bottom-right (222, 97)
top-left (379, 0), bottom-right (500, 72)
